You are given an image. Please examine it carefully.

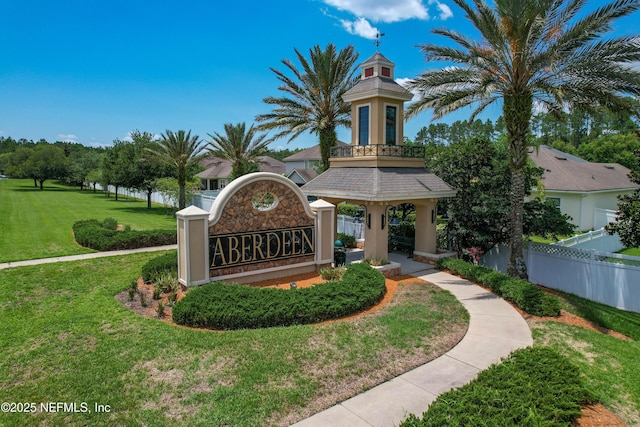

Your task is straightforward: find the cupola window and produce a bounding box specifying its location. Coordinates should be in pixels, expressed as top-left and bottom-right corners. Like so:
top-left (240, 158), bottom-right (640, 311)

top-left (358, 105), bottom-right (370, 146)
top-left (385, 106), bottom-right (397, 145)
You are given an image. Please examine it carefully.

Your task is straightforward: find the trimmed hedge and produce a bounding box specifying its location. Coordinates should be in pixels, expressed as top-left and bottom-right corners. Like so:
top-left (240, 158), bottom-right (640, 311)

top-left (73, 219), bottom-right (176, 251)
top-left (401, 347), bottom-right (593, 426)
top-left (172, 262), bottom-right (386, 330)
top-left (142, 251), bottom-right (178, 283)
top-left (438, 258), bottom-right (561, 317)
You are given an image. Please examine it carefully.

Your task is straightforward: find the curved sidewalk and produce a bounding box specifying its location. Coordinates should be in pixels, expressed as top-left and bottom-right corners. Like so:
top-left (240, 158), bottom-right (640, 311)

top-left (0, 245), bottom-right (177, 270)
top-left (292, 267), bottom-right (533, 427)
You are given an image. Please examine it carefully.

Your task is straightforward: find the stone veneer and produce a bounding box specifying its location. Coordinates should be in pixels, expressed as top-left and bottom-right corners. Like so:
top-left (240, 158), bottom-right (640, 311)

top-left (209, 180), bottom-right (316, 278)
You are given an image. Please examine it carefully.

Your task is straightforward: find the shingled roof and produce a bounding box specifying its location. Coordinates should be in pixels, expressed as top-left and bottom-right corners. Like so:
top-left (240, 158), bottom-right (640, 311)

top-left (301, 167), bottom-right (456, 201)
top-left (529, 145), bottom-right (637, 192)
top-left (197, 156), bottom-right (284, 179)
top-left (283, 141), bottom-right (348, 162)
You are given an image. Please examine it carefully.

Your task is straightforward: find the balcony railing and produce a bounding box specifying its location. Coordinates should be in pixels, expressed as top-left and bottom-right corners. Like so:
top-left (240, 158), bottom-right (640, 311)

top-left (330, 144), bottom-right (425, 159)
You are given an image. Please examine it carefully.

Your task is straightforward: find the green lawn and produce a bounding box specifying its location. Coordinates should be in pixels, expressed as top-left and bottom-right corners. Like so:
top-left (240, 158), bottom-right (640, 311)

top-left (619, 247), bottom-right (640, 257)
top-left (0, 253), bottom-right (468, 427)
top-left (0, 179), bottom-right (175, 263)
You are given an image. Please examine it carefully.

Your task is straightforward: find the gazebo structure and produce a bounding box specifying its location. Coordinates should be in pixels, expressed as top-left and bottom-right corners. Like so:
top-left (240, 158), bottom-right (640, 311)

top-left (302, 52), bottom-right (456, 264)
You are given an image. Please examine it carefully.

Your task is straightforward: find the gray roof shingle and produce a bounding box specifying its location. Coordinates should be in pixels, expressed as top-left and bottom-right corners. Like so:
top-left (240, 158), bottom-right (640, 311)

top-left (301, 167), bottom-right (456, 201)
top-left (529, 145), bottom-right (638, 192)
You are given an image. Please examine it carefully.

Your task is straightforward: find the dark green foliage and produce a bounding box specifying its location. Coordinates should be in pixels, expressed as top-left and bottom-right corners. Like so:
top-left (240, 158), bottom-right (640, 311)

top-left (141, 251), bottom-right (178, 283)
top-left (438, 258), bottom-right (561, 316)
top-left (101, 217), bottom-right (118, 230)
top-left (337, 203), bottom-right (359, 217)
top-left (606, 150), bottom-right (640, 249)
top-left (72, 219), bottom-right (176, 251)
top-left (172, 263), bottom-right (386, 330)
top-left (401, 347), bottom-right (593, 426)
top-left (337, 232), bottom-right (356, 247)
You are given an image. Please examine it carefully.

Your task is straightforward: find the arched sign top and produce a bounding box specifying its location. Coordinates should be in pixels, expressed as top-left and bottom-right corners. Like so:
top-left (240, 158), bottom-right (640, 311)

top-left (209, 172), bottom-right (316, 225)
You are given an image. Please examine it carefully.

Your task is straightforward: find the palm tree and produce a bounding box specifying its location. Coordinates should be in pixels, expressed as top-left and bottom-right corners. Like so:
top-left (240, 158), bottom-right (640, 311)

top-left (256, 43), bottom-right (359, 170)
top-left (406, 0), bottom-right (640, 278)
top-left (146, 130), bottom-right (207, 210)
top-left (207, 122), bottom-right (271, 180)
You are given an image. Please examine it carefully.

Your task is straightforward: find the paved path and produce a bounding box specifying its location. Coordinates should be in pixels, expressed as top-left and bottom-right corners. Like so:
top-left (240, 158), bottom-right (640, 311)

top-left (0, 245), bottom-right (177, 270)
top-left (292, 266), bottom-right (533, 427)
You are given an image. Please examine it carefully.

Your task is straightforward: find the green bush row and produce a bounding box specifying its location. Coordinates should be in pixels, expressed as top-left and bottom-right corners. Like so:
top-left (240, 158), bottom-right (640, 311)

top-left (142, 251), bottom-right (178, 283)
top-left (401, 346), bottom-right (593, 426)
top-left (73, 219), bottom-right (176, 251)
top-left (438, 258), bottom-right (561, 316)
top-left (172, 262), bottom-right (386, 330)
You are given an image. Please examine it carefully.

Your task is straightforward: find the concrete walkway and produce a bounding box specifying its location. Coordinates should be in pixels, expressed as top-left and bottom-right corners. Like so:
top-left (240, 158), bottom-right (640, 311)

top-left (292, 264), bottom-right (533, 427)
top-left (0, 244), bottom-right (177, 270)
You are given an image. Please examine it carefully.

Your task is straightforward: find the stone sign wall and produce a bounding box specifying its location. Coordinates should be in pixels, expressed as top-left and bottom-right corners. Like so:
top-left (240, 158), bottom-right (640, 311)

top-left (177, 172), bottom-right (335, 286)
top-left (208, 177), bottom-right (316, 278)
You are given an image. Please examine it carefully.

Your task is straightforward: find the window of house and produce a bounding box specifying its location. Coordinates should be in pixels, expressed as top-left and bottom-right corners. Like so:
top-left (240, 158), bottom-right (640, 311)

top-left (364, 67), bottom-right (374, 78)
top-left (385, 106), bottom-right (397, 145)
top-left (358, 105), bottom-right (370, 146)
top-left (381, 66), bottom-right (391, 77)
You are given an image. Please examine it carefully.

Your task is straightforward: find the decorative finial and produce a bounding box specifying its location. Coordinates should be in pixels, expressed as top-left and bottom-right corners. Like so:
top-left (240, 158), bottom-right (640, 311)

top-left (374, 31), bottom-right (385, 52)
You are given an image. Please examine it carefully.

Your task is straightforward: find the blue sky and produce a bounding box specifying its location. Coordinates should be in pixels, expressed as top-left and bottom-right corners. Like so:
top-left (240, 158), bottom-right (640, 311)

top-left (1, 0), bottom-right (638, 151)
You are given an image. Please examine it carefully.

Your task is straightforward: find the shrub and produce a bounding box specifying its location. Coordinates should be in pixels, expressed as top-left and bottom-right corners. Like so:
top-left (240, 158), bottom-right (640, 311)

top-left (154, 273), bottom-right (180, 293)
top-left (101, 217), bottom-right (118, 230)
top-left (172, 262), bottom-right (386, 330)
top-left (438, 258), bottom-right (561, 316)
top-left (156, 301), bottom-right (165, 318)
top-left (319, 266), bottom-right (346, 281)
top-left (363, 257), bottom-right (390, 266)
top-left (337, 232), bottom-right (357, 248)
top-left (152, 285), bottom-right (162, 300)
top-left (401, 347), bottom-right (593, 426)
top-left (72, 219), bottom-right (176, 251)
top-left (141, 252), bottom-right (178, 283)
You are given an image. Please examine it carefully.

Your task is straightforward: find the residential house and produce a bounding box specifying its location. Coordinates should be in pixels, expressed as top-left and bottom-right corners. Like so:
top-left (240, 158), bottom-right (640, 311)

top-left (197, 156), bottom-right (285, 191)
top-left (529, 145), bottom-right (638, 231)
top-left (284, 141), bottom-right (348, 186)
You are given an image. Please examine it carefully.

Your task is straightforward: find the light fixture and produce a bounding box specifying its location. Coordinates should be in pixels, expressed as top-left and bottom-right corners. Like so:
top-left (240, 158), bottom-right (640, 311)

top-left (290, 282), bottom-right (297, 289)
top-left (383, 205), bottom-right (400, 229)
top-left (431, 209), bottom-right (436, 224)
top-left (353, 205), bottom-right (370, 229)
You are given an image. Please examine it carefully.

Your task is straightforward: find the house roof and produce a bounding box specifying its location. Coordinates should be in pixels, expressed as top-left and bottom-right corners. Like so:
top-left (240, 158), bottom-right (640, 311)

top-left (529, 145), bottom-right (638, 192)
top-left (301, 167), bottom-right (456, 202)
top-left (197, 156), bottom-right (284, 179)
top-left (283, 141), bottom-right (348, 162)
top-left (342, 76), bottom-right (413, 102)
top-left (286, 168), bottom-right (319, 183)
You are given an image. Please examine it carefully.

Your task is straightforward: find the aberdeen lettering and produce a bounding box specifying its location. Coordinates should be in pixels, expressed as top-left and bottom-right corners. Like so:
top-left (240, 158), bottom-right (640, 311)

top-left (210, 226), bottom-right (315, 269)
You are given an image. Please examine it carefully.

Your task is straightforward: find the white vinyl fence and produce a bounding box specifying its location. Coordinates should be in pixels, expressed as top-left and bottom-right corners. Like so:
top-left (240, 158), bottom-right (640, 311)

top-left (337, 214), bottom-right (365, 240)
top-left (554, 228), bottom-right (625, 253)
top-left (482, 243), bottom-right (640, 313)
top-left (594, 208), bottom-right (618, 230)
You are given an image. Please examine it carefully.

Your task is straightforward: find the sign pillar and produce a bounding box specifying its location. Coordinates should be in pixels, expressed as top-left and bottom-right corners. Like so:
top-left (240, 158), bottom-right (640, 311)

top-left (176, 206), bottom-right (210, 287)
top-left (310, 199), bottom-right (336, 268)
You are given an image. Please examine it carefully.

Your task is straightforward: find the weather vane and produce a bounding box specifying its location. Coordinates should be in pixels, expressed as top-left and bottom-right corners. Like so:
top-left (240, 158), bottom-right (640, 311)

top-left (374, 31), bottom-right (385, 51)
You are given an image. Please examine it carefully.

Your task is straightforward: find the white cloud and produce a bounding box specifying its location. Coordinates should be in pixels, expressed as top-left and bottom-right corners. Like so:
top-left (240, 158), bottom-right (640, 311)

top-left (429, 0), bottom-right (453, 20)
top-left (396, 77), bottom-right (422, 102)
top-left (322, 0), bottom-right (429, 23)
top-left (340, 17), bottom-right (379, 39)
top-left (57, 133), bottom-right (79, 143)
